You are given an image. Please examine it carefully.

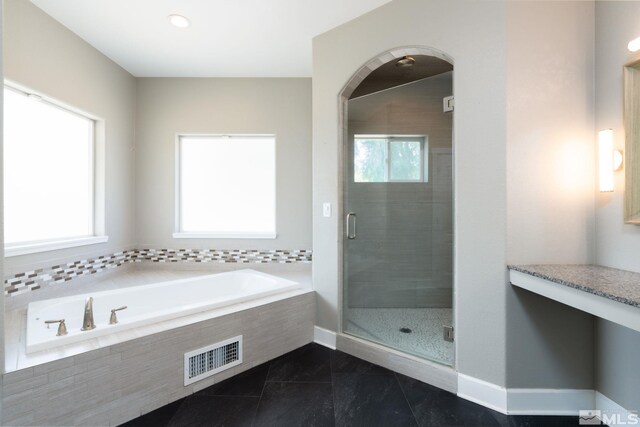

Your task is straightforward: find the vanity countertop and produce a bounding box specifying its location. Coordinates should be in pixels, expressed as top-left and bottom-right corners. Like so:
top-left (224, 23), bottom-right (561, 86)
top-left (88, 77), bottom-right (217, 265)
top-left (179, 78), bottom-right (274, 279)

top-left (508, 264), bottom-right (640, 308)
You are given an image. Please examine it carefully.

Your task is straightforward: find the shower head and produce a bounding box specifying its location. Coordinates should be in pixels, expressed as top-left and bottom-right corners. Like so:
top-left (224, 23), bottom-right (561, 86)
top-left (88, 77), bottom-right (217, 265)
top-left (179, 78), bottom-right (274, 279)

top-left (395, 56), bottom-right (416, 68)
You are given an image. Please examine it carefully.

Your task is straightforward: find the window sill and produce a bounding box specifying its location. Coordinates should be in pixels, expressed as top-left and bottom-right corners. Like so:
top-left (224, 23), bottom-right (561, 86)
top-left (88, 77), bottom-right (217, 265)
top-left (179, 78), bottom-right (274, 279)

top-left (172, 232), bottom-right (277, 240)
top-left (5, 236), bottom-right (109, 257)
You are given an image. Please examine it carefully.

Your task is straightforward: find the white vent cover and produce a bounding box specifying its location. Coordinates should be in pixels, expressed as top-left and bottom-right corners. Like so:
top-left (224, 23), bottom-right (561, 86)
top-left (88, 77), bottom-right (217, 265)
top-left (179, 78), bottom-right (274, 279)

top-left (184, 335), bottom-right (243, 386)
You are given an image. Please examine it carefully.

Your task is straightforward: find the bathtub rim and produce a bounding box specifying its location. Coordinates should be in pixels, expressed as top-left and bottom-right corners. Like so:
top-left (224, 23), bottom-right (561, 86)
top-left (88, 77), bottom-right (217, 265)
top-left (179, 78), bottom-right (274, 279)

top-left (26, 269), bottom-right (303, 354)
top-left (27, 268), bottom-right (299, 310)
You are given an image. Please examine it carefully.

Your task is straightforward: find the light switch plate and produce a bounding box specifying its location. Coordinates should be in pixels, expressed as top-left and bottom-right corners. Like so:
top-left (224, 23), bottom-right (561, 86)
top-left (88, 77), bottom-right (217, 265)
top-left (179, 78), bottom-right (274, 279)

top-left (322, 203), bottom-right (331, 217)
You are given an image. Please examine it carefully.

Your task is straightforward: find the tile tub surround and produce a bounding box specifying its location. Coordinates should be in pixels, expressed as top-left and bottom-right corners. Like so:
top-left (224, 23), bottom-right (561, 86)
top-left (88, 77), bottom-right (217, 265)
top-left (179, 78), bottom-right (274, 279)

top-left (4, 248), bottom-right (312, 296)
top-left (4, 266), bottom-right (312, 372)
top-left (121, 343), bottom-right (582, 427)
top-left (2, 290), bottom-right (315, 426)
top-left (509, 264), bottom-right (640, 308)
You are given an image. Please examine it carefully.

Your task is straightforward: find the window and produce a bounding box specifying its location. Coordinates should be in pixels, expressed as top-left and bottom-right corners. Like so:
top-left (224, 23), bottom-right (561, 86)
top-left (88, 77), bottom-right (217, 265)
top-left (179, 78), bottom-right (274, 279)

top-left (3, 85), bottom-right (106, 256)
top-left (175, 135), bottom-right (276, 238)
top-left (354, 136), bottom-right (427, 182)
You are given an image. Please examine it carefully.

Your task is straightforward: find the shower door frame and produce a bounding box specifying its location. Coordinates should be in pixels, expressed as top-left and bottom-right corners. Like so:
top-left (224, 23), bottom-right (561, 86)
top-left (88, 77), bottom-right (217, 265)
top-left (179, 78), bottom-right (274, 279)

top-left (336, 46), bottom-right (457, 369)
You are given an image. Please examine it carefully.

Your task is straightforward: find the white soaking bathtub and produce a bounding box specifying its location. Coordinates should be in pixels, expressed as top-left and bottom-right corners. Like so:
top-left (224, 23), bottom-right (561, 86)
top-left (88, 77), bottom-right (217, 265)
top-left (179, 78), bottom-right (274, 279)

top-left (26, 269), bottom-right (302, 354)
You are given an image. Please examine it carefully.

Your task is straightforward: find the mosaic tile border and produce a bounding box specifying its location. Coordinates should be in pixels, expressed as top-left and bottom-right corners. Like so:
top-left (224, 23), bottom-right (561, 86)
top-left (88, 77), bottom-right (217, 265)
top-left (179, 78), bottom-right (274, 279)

top-left (130, 248), bottom-right (312, 264)
top-left (4, 248), bottom-right (312, 296)
top-left (5, 251), bottom-right (130, 297)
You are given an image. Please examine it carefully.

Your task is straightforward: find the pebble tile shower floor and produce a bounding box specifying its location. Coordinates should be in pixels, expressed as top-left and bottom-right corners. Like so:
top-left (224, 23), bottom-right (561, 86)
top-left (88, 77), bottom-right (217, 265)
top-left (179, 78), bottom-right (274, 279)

top-left (345, 308), bottom-right (454, 365)
top-left (120, 343), bottom-right (582, 427)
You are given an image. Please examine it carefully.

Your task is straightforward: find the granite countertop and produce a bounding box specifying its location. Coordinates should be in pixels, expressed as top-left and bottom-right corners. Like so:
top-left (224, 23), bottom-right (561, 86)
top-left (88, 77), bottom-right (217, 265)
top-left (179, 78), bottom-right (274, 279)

top-left (508, 264), bottom-right (640, 309)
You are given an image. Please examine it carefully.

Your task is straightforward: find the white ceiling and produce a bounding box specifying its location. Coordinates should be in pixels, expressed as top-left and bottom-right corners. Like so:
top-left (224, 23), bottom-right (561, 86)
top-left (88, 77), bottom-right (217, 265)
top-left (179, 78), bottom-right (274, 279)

top-left (31, 0), bottom-right (392, 78)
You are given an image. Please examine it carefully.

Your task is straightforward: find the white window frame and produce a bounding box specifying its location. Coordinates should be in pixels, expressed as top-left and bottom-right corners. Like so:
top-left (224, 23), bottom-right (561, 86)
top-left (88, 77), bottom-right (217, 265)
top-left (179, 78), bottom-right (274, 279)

top-left (173, 134), bottom-right (277, 239)
top-left (354, 135), bottom-right (428, 183)
top-left (3, 82), bottom-right (108, 257)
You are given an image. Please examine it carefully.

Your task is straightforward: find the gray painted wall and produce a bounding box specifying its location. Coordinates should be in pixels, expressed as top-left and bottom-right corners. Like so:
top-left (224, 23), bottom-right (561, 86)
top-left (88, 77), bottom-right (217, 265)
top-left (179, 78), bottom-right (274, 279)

top-left (314, 0), bottom-right (600, 390)
top-left (312, 0), bottom-right (509, 386)
top-left (596, 320), bottom-right (640, 411)
top-left (594, 0), bottom-right (640, 410)
top-left (3, 3), bottom-right (313, 272)
top-left (505, 1), bottom-right (596, 389)
top-left (345, 73), bottom-right (453, 309)
top-left (3, 0), bottom-right (137, 275)
top-left (0, 0), bottom-right (5, 401)
top-left (135, 78), bottom-right (312, 250)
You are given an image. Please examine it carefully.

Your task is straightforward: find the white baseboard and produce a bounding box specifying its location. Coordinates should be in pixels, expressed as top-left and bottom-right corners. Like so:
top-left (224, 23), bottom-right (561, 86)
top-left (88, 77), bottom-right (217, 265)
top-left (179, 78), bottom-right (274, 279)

top-left (595, 392), bottom-right (637, 427)
top-left (507, 388), bottom-right (594, 415)
top-left (313, 326), bottom-right (337, 350)
top-left (457, 374), bottom-right (508, 414)
top-left (458, 374), bottom-right (633, 417)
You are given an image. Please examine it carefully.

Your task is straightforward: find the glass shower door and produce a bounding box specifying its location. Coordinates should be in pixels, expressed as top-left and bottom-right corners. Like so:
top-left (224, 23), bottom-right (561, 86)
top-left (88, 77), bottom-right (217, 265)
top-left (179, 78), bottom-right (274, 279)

top-left (342, 73), bottom-right (454, 366)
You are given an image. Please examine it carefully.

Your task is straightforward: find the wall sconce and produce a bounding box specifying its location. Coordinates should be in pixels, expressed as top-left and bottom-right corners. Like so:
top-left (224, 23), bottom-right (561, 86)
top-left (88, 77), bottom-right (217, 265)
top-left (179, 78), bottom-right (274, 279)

top-left (629, 36), bottom-right (640, 52)
top-left (599, 129), bottom-right (623, 192)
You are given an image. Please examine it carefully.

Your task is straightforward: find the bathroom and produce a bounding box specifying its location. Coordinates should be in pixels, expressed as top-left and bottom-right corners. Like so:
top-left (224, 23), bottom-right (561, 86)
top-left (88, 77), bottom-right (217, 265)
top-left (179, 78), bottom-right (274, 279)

top-left (1, 0), bottom-right (640, 426)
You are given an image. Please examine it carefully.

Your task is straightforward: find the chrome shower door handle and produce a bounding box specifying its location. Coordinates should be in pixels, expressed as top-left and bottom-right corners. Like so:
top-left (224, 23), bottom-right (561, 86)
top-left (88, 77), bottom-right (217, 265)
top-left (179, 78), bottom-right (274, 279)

top-left (346, 212), bottom-right (357, 239)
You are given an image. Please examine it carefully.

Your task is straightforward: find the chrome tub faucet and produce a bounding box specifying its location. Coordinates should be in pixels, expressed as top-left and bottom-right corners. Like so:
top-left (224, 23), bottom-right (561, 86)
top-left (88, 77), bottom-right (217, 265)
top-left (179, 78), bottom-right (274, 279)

top-left (81, 297), bottom-right (96, 331)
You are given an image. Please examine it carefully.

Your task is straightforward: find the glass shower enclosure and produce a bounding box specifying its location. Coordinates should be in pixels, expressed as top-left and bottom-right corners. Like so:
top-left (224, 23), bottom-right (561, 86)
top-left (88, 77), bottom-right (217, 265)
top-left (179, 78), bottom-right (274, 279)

top-left (342, 70), bottom-right (454, 366)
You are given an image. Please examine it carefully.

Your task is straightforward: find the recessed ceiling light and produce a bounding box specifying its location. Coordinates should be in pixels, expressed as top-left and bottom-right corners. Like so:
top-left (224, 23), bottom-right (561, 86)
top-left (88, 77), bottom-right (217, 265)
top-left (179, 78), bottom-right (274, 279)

top-left (168, 14), bottom-right (191, 29)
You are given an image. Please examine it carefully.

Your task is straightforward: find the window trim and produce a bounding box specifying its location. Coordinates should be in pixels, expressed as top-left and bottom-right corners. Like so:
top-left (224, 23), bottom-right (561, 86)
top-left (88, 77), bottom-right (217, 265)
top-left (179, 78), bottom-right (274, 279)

top-left (354, 135), bottom-right (428, 183)
top-left (173, 134), bottom-right (277, 239)
top-left (5, 236), bottom-right (109, 257)
top-left (3, 81), bottom-right (108, 257)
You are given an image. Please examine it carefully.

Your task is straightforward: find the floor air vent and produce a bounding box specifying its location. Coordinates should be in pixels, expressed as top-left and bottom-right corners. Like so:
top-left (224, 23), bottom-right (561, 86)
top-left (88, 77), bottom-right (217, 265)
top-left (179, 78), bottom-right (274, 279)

top-left (184, 336), bottom-right (243, 386)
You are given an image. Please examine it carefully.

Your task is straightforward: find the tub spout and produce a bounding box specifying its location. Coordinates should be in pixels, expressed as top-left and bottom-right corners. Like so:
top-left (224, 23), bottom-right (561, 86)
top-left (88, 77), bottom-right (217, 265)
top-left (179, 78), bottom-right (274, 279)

top-left (81, 297), bottom-right (96, 331)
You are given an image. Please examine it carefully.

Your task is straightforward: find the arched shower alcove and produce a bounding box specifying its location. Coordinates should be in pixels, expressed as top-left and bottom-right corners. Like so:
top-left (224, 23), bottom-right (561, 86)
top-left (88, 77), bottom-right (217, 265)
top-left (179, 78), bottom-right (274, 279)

top-left (338, 46), bottom-right (456, 367)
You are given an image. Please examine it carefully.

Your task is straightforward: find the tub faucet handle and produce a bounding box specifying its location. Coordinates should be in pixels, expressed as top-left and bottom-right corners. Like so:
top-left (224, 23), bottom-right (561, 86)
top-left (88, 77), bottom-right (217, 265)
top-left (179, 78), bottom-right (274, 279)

top-left (109, 306), bottom-right (128, 325)
top-left (44, 319), bottom-right (68, 336)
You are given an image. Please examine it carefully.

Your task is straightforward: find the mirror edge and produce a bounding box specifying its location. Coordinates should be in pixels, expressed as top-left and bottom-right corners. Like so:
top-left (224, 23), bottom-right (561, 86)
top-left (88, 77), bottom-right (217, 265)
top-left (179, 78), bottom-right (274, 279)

top-left (623, 58), bottom-right (640, 224)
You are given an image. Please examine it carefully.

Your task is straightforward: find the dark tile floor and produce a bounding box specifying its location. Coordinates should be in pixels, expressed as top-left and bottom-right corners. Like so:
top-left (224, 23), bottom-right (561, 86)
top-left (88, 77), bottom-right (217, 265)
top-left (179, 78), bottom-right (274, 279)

top-left (120, 343), bottom-right (583, 427)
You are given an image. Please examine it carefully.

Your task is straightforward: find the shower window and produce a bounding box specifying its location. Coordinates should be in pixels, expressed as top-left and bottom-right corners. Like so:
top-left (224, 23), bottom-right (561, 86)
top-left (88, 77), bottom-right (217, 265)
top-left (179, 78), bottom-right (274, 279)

top-left (353, 136), bottom-right (426, 183)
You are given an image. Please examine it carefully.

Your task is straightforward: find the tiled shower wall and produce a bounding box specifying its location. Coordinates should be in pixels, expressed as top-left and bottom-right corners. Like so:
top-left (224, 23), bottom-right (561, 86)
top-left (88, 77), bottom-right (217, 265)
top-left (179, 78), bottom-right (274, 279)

top-left (346, 73), bottom-right (453, 309)
top-left (4, 249), bottom-right (312, 296)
